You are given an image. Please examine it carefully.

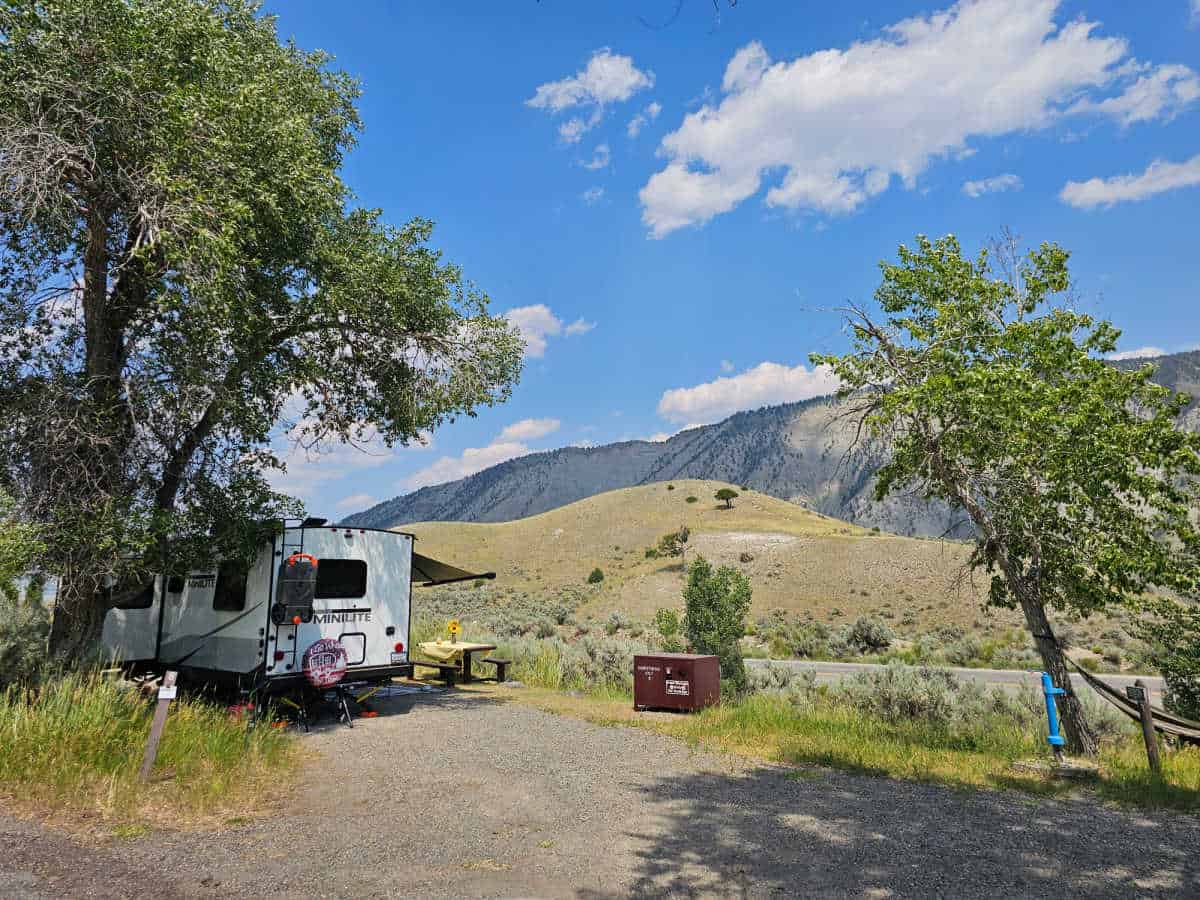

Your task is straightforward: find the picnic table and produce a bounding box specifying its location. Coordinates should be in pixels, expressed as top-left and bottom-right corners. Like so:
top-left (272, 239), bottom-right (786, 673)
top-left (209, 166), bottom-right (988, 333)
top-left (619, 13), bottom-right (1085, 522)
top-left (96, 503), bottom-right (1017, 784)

top-left (416, 640), bottom-right (497, 683)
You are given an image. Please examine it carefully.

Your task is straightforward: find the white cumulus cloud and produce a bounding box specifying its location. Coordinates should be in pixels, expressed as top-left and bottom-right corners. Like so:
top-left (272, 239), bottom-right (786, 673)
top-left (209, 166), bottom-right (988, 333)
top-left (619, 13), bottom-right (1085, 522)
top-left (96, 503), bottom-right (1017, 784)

top-left (565, 318), bottom-right (596, 336)
top-left (581, 143), bottom-right (611, 170)
top-left (581, 186), bottom-right (605, 205)
top-left (269, 429), bottom-right (433, 506)
top-left (720, 359), bottom-right (735, 373)
top-left (528, 49), bottom-right (654, 143)
top-left (404, 441), bottom-right (533, 491)
top-left (1108, 346), bottom-right (1168, 361)
top-left (657, 361), bottom-right (840, 425)
top-left (504, 306), bottom-right (596, 357)
top-left (640, 0), bottom-right (1198, 237)
top-left (498, 418), bottom-right (561, 441)
top-left (1060, 153), bottom-right (1200, 209)
top-left (626, 100), bottom-right (662, 137)
top-left (504, 304), bottom-right (561, 357)
top-left (962, 174), bottom-right (1023, 197)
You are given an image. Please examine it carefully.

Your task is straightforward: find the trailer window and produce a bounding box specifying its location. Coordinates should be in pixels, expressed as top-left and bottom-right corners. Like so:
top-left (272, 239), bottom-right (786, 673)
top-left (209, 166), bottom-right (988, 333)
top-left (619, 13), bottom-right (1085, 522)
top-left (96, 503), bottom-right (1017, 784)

top-left (315, 559), bottom-right (367, 599)
top-left (213, 562), bottom-right (248, 611)
top-left (114, 580), bottom-right (155, 610)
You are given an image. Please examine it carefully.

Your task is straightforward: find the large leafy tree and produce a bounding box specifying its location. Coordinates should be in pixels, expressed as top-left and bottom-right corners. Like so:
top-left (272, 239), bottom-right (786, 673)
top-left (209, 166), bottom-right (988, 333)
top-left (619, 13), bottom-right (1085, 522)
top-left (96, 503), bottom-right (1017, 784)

top-left (814, 234), bottom-right (1200, 755)
top-left (684, 555), bottom-right (752, 695)
top-left (0, 0), bottom-right (523, 659)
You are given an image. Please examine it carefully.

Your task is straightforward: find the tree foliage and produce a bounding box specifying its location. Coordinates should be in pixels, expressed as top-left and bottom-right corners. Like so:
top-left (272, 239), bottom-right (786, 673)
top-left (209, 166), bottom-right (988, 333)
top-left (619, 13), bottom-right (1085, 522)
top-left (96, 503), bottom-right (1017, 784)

top-left (813, 233), bottom-right (1200, 754)
top-left (683, 554), bottom-right (751, 695)
top-left (714, 488), bottom-right (738, 509)
top-left (0, 0), bottom-right (523, 657)
top-left (0, 490), bottom-right (41, 589)
top-left (1139, 598), bottom-right (1200, 721)
top-left (656, 525), bottom-right (690, 558)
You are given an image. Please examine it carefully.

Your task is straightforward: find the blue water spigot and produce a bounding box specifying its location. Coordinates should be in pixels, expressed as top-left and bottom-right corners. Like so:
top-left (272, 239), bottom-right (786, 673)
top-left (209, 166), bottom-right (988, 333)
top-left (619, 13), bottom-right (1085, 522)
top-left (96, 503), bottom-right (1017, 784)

top-left (1041, 672), bottom-right (1066, 752)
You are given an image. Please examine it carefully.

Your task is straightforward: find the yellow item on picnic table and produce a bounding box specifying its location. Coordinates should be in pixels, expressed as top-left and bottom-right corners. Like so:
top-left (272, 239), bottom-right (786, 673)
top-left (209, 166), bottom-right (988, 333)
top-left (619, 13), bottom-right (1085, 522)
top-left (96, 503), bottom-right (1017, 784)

top-left (418, 640), bottom-right (494, 663)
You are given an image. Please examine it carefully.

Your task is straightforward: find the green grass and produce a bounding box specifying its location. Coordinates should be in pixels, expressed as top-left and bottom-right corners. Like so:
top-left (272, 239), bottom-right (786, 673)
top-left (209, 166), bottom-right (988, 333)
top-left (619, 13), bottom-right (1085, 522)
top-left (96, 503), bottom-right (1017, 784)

top-left (505, 686), bottom-right (1200, 812)
top-left (0, 672), bottom-right (296, 826)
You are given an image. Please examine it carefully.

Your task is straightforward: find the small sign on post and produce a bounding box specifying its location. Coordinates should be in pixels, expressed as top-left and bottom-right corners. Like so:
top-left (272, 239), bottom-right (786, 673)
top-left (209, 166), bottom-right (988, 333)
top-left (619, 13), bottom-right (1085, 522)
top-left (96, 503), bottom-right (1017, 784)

top-left (140, 670), bottom-right (178, 783)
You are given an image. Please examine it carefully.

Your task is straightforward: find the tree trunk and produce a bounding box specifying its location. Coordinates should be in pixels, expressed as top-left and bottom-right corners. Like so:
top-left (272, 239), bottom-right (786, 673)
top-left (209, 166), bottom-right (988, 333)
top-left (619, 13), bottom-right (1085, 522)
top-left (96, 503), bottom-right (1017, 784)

top-left (47, 573), bottom-right (109, 666)
top-left (1020, 596), bottom-right (1098, 757)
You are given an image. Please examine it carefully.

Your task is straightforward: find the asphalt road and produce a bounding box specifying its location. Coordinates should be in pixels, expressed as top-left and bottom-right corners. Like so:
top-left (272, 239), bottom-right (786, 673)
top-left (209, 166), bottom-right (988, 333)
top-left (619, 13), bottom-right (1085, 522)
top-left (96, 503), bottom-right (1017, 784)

top-left (747, 657), bottom-right (1166, 700)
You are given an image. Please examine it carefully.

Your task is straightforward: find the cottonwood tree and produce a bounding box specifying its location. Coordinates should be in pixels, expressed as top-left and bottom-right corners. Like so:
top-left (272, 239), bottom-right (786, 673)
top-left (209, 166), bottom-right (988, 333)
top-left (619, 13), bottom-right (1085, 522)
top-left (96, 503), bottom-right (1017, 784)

top-left (683, 554), bottom-right (751, 695)
top-left (813, 234), bottom-right (1200, 755)
top-left (0, 0), bottom-right (523, 660)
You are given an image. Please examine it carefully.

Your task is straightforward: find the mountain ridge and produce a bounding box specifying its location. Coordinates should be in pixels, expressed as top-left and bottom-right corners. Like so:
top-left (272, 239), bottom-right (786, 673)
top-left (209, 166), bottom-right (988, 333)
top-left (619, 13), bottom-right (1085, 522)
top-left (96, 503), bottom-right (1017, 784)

top-left (342, 349), bottom-right (1200, 536)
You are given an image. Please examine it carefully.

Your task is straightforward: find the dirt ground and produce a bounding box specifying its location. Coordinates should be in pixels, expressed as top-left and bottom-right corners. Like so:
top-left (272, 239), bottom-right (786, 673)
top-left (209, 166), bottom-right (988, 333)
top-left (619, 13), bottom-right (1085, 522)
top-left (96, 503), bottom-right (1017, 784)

top-left (2, 684), bottom-right (1199, 899)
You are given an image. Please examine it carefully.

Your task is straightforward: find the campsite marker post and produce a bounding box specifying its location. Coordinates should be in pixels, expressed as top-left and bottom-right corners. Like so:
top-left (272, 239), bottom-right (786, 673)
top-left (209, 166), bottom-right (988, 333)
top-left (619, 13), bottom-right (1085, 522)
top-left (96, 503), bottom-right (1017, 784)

top-left (1127, 680), bottom-right (1161, 775)
top-left (139, 670), bottom-right (178, 782)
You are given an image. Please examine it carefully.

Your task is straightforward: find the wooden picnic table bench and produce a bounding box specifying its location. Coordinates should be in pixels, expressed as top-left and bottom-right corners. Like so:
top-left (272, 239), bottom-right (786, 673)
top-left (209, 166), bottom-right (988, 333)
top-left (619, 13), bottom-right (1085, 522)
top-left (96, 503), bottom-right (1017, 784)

top-left (416, 641), bottom-right (499, 684)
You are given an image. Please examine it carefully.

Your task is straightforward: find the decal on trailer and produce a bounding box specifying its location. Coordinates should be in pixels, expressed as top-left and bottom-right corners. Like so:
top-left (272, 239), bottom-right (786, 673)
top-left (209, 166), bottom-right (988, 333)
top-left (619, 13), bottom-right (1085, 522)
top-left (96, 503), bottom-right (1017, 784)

top-left (313, 608), bottom-right (372, 625)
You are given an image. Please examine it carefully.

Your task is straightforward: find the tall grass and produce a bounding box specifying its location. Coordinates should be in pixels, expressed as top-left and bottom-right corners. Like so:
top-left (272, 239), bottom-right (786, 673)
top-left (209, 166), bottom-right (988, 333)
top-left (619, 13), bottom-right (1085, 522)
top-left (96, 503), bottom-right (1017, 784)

top-left (0, 672), bottom-right (295, 824)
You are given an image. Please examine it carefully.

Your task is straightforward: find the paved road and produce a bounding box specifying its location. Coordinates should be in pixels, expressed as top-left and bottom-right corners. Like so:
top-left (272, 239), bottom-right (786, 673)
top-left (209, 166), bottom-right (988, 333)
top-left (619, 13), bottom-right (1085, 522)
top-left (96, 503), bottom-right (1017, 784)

top-left (3, 684), bottom-right (1199, 899)
top-left (747, 657), bottom-right (1166, 700)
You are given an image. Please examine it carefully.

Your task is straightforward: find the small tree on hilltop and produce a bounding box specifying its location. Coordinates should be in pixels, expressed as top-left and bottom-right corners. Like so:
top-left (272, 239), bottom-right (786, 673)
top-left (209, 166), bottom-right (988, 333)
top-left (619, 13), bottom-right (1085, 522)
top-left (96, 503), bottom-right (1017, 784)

top-left (684, 555), bottom-right (752, 695)
top-left (715, 488), bottom-right (739, 509)
top-left (813, 233), bottom-right (1200, 756)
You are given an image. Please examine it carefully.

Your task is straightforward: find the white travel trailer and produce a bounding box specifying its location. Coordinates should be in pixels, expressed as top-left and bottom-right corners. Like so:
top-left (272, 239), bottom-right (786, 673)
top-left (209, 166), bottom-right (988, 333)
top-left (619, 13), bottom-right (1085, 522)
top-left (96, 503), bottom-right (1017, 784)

top-left (101, 519), bottom-right (492, 693)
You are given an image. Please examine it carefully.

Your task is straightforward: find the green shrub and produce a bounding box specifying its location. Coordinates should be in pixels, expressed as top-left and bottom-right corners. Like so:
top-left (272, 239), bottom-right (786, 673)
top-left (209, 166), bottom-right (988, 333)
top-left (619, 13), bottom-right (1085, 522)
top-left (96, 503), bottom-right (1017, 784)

top-left (653, 608), bottom-right (680, 639)
top-left (684, 555), bottom-right (751, 695)
top-left (847, 616), bottom-right (894, 653)
top-left (586, 567), bottom-right (604, 584)
top-left (604, 611), bottom-right (628, 636)
top-left (667, 484), bottom-right (675, 491)
top-left (644, 547), bottom-right (658, 558)
top-left (1138, 599), bottom-right (1200, 721)
top-left (685, 496), bottom-right (698, 504)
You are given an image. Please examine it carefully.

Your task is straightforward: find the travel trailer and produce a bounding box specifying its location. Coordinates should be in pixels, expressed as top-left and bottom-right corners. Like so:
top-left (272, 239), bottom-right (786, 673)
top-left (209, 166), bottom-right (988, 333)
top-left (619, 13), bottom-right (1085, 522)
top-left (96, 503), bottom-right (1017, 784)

top-left (101, 519), bottom-right (492, 693)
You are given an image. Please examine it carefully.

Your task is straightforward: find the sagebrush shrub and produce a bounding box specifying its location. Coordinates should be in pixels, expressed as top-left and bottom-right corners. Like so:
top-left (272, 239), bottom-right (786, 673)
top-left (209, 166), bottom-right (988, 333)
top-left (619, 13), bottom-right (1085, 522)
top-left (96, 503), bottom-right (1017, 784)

top-left (847, 616), bottom-right (894, 653)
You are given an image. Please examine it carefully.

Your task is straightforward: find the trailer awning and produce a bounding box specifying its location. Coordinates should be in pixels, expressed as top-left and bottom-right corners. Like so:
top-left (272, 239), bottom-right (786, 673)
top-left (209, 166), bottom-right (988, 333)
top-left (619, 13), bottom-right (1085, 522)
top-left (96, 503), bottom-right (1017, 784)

top-left (411, 552), bottom-right (496, 587)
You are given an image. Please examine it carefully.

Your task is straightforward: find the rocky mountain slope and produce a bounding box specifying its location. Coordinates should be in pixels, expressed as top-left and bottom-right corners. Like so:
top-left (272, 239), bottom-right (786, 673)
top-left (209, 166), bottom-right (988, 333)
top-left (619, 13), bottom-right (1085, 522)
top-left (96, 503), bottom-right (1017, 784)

top-left (344, 349), bottom-right (1200, 535)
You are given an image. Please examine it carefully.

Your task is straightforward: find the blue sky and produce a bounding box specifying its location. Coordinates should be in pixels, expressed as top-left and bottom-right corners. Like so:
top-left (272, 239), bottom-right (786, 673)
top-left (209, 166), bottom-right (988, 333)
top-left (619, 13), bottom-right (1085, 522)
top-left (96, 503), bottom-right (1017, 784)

top-left (260, 0), bottom-right (1200, 516)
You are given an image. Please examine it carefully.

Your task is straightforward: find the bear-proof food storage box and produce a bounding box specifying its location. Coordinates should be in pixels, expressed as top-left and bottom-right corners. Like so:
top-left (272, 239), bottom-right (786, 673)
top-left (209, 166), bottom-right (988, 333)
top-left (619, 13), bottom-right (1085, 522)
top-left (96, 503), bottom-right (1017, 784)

top-left (633, 653), bottom-right (720, 712)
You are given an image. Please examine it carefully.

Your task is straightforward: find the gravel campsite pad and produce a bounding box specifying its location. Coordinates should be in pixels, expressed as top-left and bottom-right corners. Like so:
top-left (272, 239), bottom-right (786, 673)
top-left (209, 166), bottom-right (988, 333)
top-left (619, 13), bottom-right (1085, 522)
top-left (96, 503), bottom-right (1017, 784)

top-left (3, 686), bottom-right (1199, 899)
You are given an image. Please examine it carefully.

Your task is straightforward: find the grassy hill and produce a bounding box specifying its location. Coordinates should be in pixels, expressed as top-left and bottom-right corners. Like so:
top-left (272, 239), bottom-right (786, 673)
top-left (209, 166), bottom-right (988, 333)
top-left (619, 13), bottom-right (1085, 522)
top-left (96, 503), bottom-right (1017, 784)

top-left (405, 479), bottom-right (1018, 632)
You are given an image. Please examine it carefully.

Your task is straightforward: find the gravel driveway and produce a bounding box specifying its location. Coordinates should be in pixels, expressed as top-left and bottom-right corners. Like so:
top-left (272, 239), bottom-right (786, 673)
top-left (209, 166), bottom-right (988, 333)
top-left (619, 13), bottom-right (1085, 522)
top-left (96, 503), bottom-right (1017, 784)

top-left (2, 685), bottom-right (1199, 899)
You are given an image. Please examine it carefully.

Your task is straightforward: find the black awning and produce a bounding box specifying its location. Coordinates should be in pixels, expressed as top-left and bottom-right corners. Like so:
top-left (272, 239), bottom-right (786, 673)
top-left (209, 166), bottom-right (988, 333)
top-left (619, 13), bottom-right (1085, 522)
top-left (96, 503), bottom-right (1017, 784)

top-left (411, 552), bottom-right (496, 587)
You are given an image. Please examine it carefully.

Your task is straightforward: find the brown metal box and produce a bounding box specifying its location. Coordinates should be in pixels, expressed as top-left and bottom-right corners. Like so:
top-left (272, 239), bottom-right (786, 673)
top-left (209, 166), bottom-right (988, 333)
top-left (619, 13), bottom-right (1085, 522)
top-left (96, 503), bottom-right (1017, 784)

top-left (633, 653), bottom-right (720, 712)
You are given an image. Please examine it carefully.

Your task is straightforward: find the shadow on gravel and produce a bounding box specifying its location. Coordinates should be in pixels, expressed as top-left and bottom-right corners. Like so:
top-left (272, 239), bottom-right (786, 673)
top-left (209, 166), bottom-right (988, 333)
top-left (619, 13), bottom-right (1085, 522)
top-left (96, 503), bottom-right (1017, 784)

top-left (583, 765), bottom-right (1200, 899)
top-left (282, 679), bottom-right (508, 734)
